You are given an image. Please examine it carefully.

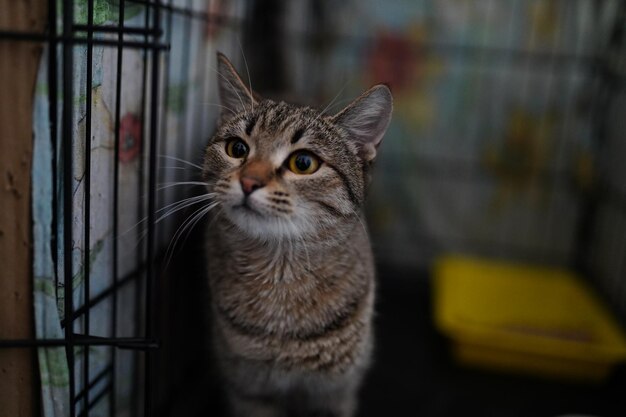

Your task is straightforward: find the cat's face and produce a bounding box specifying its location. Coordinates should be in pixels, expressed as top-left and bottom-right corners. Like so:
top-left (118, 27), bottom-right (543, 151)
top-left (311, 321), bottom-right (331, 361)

top-left (203, 53), bottom-right (392, 241)
top-left (204, 102), bottom-right (361, 240)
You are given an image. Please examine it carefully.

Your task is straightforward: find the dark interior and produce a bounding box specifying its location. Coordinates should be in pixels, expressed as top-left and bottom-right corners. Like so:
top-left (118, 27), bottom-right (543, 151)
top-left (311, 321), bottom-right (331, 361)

top-left (157, 227), bottom-right (626, 417)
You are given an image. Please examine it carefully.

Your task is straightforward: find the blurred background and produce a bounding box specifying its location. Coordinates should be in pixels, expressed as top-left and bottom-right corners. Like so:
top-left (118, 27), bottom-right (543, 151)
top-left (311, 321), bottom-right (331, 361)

top-left (1, 0), bottom-right (626, 416)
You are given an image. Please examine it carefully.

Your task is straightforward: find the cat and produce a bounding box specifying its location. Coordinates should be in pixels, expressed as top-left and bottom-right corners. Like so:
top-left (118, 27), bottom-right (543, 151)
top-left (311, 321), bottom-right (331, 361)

top-left (203, 52), bottom-right (392, 417)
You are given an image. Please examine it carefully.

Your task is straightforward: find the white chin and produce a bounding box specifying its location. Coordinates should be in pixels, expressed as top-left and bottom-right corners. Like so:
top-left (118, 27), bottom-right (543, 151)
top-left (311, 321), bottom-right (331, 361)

top-left (225, 206), bottom-right (300, 240)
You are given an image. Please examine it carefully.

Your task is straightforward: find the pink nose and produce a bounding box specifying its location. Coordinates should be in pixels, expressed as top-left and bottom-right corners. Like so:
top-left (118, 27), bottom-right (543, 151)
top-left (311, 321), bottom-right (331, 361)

top-left (240, 176), bottom-right (265, 195)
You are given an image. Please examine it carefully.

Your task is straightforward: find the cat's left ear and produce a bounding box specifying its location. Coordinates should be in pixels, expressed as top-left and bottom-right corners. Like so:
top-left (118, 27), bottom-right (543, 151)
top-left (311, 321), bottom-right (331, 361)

top-left (331, 84), bottom-right (393, 162)
top-left (216, 52), bottom-right (257, 122)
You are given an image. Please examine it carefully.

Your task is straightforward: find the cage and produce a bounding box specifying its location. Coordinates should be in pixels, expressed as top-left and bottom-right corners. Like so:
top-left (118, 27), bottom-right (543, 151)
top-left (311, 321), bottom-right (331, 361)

top-left (1, 0), bottom-right (625, 416)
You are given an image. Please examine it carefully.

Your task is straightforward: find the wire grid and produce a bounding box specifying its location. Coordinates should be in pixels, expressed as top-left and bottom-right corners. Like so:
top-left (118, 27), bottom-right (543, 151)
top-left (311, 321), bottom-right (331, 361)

top-left (309, 2), bottom-right (624, 279)
top-left (0, 0), bottom-right (246, 416)
top-left (268, 1), bottom-right (626, 318)
top-left (586, 2), bottom-right (626, 318)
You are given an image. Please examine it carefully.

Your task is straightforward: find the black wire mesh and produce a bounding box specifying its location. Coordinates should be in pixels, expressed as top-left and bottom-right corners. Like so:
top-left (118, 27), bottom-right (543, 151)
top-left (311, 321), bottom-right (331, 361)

top-left (0, 0), bottom-right (246, 415)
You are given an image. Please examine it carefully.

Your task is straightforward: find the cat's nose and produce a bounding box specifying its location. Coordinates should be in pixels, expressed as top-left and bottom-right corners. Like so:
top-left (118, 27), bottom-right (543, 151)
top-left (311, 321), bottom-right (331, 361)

top-left (240, 176), bottom-right (265, 195)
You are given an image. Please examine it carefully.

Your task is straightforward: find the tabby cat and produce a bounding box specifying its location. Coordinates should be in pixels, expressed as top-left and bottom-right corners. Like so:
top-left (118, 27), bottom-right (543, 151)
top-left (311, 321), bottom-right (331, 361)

top-left (203, 53), bottom-right (392, 417)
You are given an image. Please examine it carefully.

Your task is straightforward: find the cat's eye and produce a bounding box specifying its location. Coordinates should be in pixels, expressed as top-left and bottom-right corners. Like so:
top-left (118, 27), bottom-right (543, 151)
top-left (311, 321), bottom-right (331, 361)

top-left (225, 138), bottom-right (249, 159)
top-left (287, 151), bottom-right (321, 175)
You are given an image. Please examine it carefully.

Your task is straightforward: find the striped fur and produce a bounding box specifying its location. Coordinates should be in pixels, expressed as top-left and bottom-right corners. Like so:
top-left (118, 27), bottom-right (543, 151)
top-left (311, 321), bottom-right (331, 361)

top-left (204, 53), bottom-right (392, 417)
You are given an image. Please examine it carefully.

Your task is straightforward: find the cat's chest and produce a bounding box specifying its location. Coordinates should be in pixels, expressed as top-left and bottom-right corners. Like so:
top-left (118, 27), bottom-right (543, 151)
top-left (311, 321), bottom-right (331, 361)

top-left (209, 251), bottom-right (364, 334)
top-left (213, 259), bottom-right (335, 317)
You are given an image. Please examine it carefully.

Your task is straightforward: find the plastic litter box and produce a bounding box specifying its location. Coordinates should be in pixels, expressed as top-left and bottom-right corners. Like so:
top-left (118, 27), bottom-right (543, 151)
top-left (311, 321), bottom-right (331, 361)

top-left (433, 256), bottom-right (626, 382)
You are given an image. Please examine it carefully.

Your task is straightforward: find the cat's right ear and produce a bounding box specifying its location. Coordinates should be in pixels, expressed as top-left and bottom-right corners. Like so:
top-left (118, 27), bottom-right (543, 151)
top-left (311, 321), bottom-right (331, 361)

top-left (216, 52), bottom-right (256, 122)
top-left (330, 84), bottom-right (393, 162)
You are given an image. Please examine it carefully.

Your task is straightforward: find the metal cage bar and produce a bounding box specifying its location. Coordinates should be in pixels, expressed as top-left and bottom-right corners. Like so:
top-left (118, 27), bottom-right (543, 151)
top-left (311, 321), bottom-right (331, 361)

top-left (0, 0), bottom-right (211, 413)
top-left (61, 1), bottom-right (76, 416)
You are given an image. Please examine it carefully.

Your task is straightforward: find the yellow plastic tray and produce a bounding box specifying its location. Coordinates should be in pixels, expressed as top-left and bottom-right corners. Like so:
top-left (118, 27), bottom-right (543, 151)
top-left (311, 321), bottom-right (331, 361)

top-left (433, 256), bottom-right (626, 382)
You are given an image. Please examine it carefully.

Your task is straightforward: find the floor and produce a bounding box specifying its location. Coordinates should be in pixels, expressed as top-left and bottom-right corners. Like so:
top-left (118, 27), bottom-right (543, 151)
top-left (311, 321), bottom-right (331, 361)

top-left (358, 266), bottom-right (626, 417)
top-left (158, 239), bottom-right (626, 416)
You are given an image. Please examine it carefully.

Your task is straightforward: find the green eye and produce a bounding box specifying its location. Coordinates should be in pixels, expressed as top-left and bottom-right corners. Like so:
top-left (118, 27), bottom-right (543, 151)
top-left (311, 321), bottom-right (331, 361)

top-left (287, 151), bottom-right (321, 175)
top-left (225, 138), bottom-right (249, 159)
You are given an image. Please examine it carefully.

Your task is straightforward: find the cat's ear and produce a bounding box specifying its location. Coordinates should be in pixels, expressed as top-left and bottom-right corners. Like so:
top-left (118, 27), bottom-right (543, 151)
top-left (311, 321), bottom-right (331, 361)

top-left (216, 52), bottom-right (256, 121)
top-left (331, 84), bottom-right (393, 162)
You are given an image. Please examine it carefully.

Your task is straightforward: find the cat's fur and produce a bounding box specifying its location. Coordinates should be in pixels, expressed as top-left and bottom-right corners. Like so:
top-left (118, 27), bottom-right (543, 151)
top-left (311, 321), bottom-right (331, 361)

top-left (203, 53), bottom-right (392, 417)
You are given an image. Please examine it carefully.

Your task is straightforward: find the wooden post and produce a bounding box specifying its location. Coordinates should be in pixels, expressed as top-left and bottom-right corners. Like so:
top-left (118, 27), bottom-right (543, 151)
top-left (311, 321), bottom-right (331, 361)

top-left (0, 1), bottom-right (48, 416)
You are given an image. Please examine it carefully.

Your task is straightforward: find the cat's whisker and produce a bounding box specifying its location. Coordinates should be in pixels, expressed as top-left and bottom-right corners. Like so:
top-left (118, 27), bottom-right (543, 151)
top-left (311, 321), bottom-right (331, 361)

top-left (163, 204), bottom-right (211, 267)
top-left (119, 193), bottom-right (216, 239)
top-left (160, 166), bottom-right (191, 171)
top-left (155, 194), bottom-right (216, 224)
top-left (130, 228), bottom-right (149, 252)
top-left (157, 181), bottom-right (208, 191)
top-left (206, 205), bottom-right (224, 232)
top-left (118, 216), bottom-right (149, 240)
top-left (138, 176), bottom-right (204, 200)
top-left (236, 37), bottom-right (254, 114)
top-left (318, 79), bottom-right (350, 118)
top-left (297, 234), bottom-right (312, 273)
top-left (163, 201), bottom-right (220, 268)
top-left (159, 154), bottom-right (203, 170)
top-left (346, 206), bottom-right (368, 238)
top-left (318, 98), bottom-right (355, 117)
top-left (208, 65), bottom-right (249, 117)
top-left (284, 231), bottom-right (292, 260)
top-left (274, 236), bottom-right (287, 274)
top-left (175, 201), bottom-right (219, 258)
top-left (127, 195), bottom-right (211, 251)
top-left (154, 192), bottom-right (215, 217)
top-left (281, 229), bottom-right (294, 276)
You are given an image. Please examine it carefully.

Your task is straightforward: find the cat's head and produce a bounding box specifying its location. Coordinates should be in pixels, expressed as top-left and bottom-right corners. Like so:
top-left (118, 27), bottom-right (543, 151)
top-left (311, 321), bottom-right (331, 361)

top-left (203, 53), bottom-right (392, 241)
